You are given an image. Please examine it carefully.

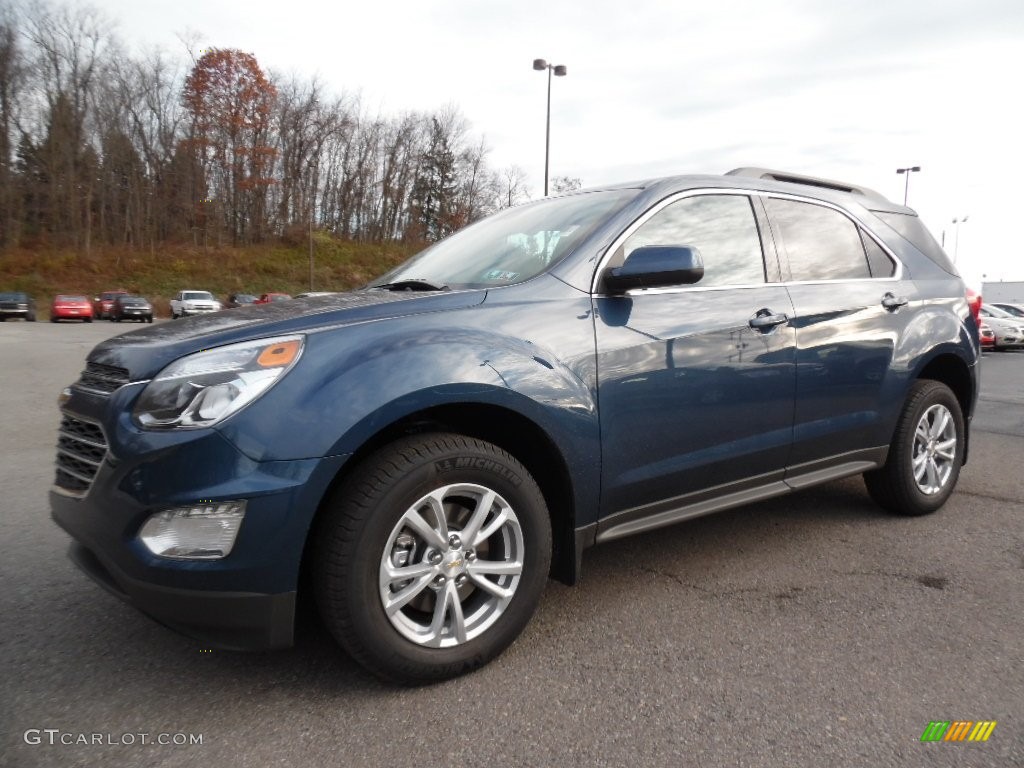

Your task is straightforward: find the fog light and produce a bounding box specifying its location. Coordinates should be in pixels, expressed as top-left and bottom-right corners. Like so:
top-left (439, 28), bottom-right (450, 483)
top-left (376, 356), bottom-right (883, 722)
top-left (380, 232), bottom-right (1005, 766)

top-left (139, 501), bottom-right (246, 559)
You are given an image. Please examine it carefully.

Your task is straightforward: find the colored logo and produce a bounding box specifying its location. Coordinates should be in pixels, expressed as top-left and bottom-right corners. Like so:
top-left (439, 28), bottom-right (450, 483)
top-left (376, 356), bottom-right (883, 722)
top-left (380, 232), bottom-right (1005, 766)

top-left (921, 721), bottom-right (997, 742)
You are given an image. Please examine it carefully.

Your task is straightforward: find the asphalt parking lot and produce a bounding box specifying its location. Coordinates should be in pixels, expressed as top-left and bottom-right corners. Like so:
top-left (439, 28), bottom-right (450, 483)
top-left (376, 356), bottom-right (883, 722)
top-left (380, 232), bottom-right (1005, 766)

top-left (1, 320), bottom-right (1022, 768)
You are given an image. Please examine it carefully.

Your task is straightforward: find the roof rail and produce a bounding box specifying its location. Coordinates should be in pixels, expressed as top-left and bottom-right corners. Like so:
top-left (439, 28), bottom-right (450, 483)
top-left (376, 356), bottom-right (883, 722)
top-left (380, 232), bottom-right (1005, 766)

top-left (725, 167), bottom-right (890, 204)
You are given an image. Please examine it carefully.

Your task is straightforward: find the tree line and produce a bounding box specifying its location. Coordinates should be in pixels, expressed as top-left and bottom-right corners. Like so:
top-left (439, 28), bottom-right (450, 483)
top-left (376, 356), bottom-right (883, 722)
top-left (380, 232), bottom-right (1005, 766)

top-left (0, 1), bottom-right (538, 254)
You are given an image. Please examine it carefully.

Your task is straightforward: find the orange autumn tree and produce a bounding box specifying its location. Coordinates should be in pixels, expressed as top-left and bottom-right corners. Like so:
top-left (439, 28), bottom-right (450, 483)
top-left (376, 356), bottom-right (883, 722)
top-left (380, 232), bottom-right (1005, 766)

top-left (182, 48), bottom-right (277, 245)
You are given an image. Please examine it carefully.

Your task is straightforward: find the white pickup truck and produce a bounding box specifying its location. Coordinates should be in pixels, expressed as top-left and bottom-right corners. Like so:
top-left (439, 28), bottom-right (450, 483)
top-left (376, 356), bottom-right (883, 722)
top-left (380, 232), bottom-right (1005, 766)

top-left (169, 290), bottom-right (222, 318)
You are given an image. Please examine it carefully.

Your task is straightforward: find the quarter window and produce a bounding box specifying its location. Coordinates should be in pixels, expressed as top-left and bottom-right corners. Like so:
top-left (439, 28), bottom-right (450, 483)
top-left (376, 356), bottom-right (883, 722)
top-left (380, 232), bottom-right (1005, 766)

top-left (861, 231), bottom-right (896, 278)
top-left (765, 198), bottom-right (871, 281)
top-left (620, 195), bottom-right (767, 287)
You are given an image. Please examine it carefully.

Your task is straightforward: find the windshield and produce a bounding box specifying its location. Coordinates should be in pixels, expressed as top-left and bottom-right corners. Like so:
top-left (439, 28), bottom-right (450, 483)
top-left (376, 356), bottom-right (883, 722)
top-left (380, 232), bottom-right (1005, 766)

top-left (368, 190), bottom-right (634, 290)
top-left (982, 304), bottom-right (1012, 318)
top-left (184, 292), bottom-right (214, 301)
top-left (995, 303), bottom-right (1024, 317)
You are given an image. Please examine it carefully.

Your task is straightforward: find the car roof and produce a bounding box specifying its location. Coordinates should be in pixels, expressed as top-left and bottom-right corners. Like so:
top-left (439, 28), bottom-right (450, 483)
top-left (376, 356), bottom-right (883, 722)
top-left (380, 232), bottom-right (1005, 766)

top-left (578, 168), bottom-right (909, 215)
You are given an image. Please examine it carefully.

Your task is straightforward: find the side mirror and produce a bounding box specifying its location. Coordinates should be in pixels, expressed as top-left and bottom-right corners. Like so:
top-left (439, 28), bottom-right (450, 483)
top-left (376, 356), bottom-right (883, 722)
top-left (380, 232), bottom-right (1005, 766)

top-left (603, 245), bottom-right (704, 294)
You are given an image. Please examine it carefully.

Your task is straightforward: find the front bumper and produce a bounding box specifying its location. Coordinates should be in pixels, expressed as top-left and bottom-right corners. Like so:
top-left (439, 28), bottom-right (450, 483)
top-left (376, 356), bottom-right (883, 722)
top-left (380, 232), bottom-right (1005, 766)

top-left (66, 540), bottom-right (296, 649)
top-left (50, 394), bottom-right (348, 650)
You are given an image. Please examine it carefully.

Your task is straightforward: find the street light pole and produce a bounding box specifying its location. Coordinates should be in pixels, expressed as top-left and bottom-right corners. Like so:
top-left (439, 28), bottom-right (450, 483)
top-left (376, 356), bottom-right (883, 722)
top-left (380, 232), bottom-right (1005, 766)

top-left (533, 58), bottom-right (567, 197)
top-left (895, 166), bottom-right (921, 206)
top-left (308, 161), bottom-right (316, 291)
top-left (952, 216), bottom-right (969, 263)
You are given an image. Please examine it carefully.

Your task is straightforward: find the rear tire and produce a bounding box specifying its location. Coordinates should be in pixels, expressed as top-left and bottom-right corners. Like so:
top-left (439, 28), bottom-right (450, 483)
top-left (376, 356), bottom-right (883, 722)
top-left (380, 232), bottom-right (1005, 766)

top-left (864, 380), bottom-right (964, 516)
top-left (313, 432), bottom-right (551, 684)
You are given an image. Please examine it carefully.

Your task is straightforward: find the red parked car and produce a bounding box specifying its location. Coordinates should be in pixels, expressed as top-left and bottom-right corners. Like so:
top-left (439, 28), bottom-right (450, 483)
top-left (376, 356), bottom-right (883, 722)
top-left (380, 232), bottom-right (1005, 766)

top-left (253, 292), bottom-right (292, 304)
top-left (980, 323), bottom-right (995, 351)
top-left (92, 289), bottom-right (128, 319)
top-left (51, 295), bottom-right (93, 323)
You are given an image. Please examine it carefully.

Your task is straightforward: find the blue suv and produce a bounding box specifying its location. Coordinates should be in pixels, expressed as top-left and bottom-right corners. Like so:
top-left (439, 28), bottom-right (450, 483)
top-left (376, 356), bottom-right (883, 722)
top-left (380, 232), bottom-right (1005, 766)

top-left (52, 168), bottom-right (979, 682)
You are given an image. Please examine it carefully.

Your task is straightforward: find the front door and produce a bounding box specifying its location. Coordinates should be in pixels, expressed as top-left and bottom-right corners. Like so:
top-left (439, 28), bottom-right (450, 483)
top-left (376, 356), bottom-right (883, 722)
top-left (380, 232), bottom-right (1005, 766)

top-left (594, 192), bottom-right (797, 534)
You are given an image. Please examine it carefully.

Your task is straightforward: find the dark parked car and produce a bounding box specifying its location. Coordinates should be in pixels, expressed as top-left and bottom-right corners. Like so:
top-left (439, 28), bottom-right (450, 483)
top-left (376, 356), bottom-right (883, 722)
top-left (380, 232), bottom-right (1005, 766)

top-left (226, 293), bottom-right (258, 309)
top-left (110, 295), bottom-right (153, 323)
top-left (0, 291), bottom-right (37, 321)
top-left (52, 168), bottom-right (979, 683)
top-left (93, 290), bottom-right (128, 319)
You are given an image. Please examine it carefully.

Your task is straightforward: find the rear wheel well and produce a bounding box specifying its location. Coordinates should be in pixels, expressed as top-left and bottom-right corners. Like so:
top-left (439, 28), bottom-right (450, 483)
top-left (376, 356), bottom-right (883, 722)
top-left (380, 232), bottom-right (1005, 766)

top-left (303, 403), bottom-right (577, 589)
top-left (916, 354), bottom-right (972, 418)
top-left (916, 353), bottom-right (973, 463)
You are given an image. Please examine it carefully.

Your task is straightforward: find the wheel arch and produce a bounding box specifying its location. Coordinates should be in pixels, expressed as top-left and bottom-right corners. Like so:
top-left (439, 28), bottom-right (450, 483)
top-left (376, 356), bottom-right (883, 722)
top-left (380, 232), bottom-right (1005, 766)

top-left (301, 402), bottom-right (581, 591)
top-left (913, 350), bottom-right (976, 463)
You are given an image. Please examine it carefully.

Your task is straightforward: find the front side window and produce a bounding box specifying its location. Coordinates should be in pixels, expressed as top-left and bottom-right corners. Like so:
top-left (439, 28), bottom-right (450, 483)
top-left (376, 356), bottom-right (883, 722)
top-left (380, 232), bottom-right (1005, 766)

top-left (765, 198), bottom-right (871, 281)
top-left (619, 194), bottom-right (767, 287)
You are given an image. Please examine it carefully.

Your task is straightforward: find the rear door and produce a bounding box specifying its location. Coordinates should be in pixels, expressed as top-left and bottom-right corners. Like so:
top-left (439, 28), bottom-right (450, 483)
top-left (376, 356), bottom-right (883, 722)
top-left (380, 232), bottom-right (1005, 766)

top-left (594, 191), bottom-right (797, 538)
top-left (761, 195), bottom-right (913, 475)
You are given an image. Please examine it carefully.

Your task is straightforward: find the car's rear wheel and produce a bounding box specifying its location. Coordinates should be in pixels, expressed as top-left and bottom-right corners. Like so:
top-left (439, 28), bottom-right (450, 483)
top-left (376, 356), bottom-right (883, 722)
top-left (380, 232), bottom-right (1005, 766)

top-left (864, 380), bottom-right (964, 516)
top-left (313, 432), bottom-right (551, 684)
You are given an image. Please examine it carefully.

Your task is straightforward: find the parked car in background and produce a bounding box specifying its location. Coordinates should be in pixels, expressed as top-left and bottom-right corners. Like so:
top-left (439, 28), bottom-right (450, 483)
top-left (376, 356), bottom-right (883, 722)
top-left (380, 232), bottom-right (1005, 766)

top-left (965, 287), bottom-right (983, 327)
top-left (254, 292), bottom-right (292, 304)
top-left (52, 167), bottom-right (979, 684)
top-left (110, 295), bottom-right (153, 323)
top-left (92, 290), bottom-right (128, 319)
top-left (51, 295), bottom-right (93, 322)
top-left (0, 291), bottom-right (37, 321)
top-left (226, 293), bottom-right (258, 309)
top-left (170, 290), bottom-right (221, 318)
top-left (980, 323), bottom-right (995, 350)
top-left (979, 305), bottom-right (1024, 350)
top-left (991, 302), bottom-right (1024, 318)
top-left (294, 292), bottom-right (338, 299)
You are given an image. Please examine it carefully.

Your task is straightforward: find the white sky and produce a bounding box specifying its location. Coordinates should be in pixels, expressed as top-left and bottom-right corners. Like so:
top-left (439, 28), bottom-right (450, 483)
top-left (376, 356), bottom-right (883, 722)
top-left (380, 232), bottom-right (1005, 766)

top-left (94, 0), bottom-right (1024, 283)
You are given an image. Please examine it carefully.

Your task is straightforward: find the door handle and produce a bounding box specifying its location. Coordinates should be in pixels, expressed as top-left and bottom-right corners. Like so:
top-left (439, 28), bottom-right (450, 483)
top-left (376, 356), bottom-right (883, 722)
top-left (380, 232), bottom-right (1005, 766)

top-left (881, 292), bottom-right (909, 311)
top-left (748, 309), bottom-right (789, 331)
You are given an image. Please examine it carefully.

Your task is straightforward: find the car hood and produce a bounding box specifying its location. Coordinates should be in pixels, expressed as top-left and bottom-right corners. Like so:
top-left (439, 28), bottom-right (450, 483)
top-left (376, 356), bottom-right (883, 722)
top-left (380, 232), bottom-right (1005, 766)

top-left (88, 289), bottom-right (486, 380)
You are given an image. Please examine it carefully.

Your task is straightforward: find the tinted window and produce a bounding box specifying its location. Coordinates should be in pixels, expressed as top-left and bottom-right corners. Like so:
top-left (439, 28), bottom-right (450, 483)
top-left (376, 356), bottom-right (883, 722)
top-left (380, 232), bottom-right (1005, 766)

top-left (861, 231), bottom-right (896, 278)
top-left (621, 194), bottom-right (766, 287)
top-left (874, 211), bottom-right (957, 275)
top-left (766, 198), bottom-right (870, 281)
top-left (183, 292), bottom-right (214, 301)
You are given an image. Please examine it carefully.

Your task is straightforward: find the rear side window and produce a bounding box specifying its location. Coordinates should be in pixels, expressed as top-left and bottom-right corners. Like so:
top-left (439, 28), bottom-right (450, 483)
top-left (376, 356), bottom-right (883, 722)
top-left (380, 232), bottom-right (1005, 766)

top-left (874, 211), bottom-right (957, 275)
top-left (765, 198), bottom-right (870, 281)
top-left (620, 194), bottom-right (767, 287)
top-left (861, 231), bottom-right (896, 278)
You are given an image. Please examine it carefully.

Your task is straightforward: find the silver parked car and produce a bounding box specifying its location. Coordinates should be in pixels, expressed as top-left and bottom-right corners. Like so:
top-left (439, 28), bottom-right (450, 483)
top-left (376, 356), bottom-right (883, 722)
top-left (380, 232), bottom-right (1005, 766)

top-left (979, 305), bottom-right (1024, 350)
top-left (991, 302), bottom-right (1024, 319)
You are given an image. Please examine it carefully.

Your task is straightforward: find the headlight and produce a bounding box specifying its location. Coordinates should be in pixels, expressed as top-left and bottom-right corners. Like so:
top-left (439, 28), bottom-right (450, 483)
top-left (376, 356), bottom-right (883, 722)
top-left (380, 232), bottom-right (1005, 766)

top-left (133, 335), bottom-right (304, 428)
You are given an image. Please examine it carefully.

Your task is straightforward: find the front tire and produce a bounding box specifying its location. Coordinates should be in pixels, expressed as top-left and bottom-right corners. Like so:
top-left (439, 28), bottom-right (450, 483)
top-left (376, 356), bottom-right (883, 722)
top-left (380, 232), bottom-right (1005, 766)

top-left (864, 380), bottom-right (965, 516)
top-left (313, 433), bottom-right (552, 684)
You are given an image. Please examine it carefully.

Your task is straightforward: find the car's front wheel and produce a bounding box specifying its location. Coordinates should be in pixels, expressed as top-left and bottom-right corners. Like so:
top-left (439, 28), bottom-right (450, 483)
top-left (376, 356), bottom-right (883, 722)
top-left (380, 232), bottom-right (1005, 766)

top-left (864, 380), bottom-right (965, 516)
top-left (313, 433), bottom-right (551, 684)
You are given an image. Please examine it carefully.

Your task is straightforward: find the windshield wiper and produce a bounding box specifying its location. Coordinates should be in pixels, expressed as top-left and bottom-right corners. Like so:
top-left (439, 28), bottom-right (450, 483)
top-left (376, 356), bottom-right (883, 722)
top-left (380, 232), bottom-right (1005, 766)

top-left (371, 279), bottom-right (450, 292)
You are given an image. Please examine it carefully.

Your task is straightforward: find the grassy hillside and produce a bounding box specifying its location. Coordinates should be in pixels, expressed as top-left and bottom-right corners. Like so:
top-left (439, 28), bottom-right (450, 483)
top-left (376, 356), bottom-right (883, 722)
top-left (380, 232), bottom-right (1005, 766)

top-left (0, 235), bottom-right (422, 318)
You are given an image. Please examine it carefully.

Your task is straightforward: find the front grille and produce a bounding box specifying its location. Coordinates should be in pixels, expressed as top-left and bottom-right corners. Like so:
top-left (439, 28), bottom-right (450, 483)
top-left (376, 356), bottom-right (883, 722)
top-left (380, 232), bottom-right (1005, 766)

top-left (76, 362), bottom-right (130, 394)
top-left (55, 416), bottom-right (108, 494)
